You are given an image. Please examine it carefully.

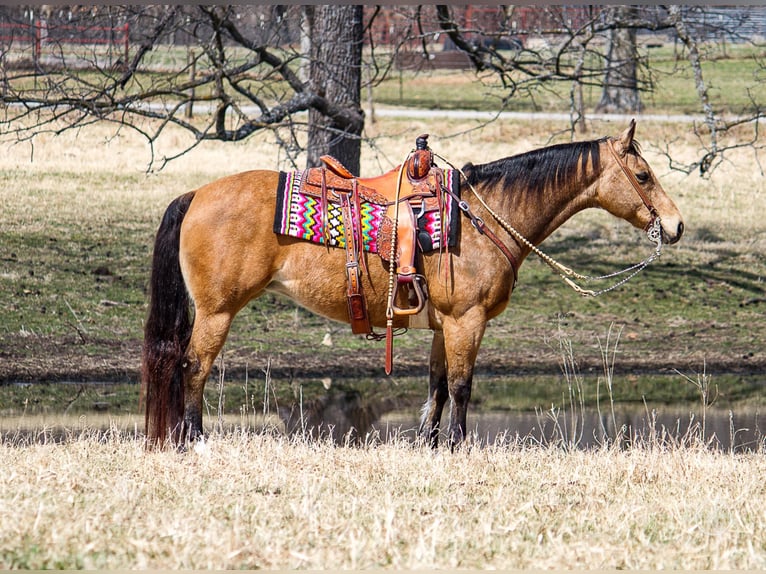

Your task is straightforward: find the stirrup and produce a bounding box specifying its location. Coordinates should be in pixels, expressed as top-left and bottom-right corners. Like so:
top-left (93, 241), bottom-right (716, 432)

top-left (391, 274), bottom-right (427, 316)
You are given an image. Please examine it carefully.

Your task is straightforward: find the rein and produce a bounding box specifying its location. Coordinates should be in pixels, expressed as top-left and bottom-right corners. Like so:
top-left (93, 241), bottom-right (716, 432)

top-left (432, 142), bottom-right (664, 298)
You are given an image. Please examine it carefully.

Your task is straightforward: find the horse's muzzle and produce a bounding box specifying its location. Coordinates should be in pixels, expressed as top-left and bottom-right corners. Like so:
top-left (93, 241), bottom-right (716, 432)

top-left (662, 220), bottom-right (684, 245)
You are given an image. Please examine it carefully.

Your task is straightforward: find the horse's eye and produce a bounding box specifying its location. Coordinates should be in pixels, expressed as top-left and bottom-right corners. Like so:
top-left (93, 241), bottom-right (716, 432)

top-left (635, 171), bottom-right (650, 184)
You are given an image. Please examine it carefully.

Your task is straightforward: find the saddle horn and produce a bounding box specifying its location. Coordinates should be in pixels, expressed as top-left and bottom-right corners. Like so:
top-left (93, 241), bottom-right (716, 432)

top-left (408, 133), bottom-right (433, 181)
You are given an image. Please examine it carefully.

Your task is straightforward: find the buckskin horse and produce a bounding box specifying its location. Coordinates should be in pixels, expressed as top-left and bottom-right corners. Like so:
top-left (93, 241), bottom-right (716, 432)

top-left (142, 120), bottom-right (684, 448)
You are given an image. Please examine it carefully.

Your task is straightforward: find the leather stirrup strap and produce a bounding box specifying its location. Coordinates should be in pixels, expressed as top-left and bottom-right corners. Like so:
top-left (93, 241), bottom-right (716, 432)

top-left (352, 180), bottom-right (369, 278)
top-left (340, 190), bottom-right (371, 335)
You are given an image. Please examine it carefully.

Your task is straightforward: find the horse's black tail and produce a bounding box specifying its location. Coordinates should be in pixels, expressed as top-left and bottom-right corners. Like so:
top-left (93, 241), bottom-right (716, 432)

top-left (141, 191), bottom-right (196, 447)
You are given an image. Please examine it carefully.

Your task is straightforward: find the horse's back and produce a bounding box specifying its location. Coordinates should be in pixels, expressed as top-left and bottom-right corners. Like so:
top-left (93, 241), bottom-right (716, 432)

top-left (176, 167), bottom-right (409, 326)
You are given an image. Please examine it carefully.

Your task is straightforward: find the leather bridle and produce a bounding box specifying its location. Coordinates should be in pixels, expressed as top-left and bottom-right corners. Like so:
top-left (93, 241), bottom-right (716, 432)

top-left (433, 144), bottom-right (665, 298)
top-left (606, 138), bottom-right (660, 232)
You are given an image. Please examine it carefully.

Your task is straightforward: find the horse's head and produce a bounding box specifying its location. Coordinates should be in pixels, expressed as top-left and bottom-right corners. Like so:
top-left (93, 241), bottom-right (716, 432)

top-left (597, 120), bottom-right (684, 245)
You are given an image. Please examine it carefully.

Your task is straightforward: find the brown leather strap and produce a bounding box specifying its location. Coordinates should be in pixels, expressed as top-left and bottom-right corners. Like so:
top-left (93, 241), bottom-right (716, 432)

top-left (607, 139), bottom-right (659, 229)
top-left (339, 191), bottom-right (371, 335)
top-left (441, 181), bottom-right (519, 284)
top-left (385, 322), bottom-right (394, 375)
top-left (472, 218), bottom-right (518, 286)
top-left (320, 169), bottom-right (330, 248)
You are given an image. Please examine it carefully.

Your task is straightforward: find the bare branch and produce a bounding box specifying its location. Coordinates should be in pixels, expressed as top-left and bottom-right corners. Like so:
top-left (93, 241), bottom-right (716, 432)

top-left (668, 6), bottom-right (718, 164)
top-left (1, 5), bottom-right (763, 175)
top-left (116, 7), bottom-right (178, 90)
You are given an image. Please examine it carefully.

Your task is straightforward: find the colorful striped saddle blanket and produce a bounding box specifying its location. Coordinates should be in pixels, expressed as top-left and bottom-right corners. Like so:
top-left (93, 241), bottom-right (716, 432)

top-left (273, 168), bottom-right (460, 256)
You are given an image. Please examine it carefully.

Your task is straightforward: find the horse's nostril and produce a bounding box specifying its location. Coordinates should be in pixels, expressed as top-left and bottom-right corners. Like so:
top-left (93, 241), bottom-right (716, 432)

top-left (677, 221), bottom-right (685, 239)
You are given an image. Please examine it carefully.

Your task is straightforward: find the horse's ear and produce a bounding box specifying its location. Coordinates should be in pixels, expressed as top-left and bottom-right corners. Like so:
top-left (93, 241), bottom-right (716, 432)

top-left (615, 119), bottom-right (637, 156)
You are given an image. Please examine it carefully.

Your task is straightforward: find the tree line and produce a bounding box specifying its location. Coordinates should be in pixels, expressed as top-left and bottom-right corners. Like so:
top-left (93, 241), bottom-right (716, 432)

top-left (1, 5), bottom-right (764, 175)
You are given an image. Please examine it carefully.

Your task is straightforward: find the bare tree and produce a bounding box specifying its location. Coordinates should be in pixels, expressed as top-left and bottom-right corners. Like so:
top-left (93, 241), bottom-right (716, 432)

top-left (305, 5), bottom-right (364, 174)
top-left (0, 5), bottom-right (368, 171)
top-left (1, 5), bottom-right (764, 176)
top-left (430, 5), bottom-right (652, 120)
top-left (429, 4), bottom-right (766, 176)
top-left (595, 5), bottom-right (643, 114)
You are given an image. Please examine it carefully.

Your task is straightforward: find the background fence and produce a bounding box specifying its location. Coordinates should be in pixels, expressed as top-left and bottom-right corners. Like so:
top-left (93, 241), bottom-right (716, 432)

top-left (0, 19), bottom-right (129, 70)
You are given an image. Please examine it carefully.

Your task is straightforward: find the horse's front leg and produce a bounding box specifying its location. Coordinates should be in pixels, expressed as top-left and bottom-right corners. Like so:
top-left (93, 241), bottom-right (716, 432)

top-left (442, 309), bottom-right (487, 450)
top-left (419, 330), bottom-right (449, 448)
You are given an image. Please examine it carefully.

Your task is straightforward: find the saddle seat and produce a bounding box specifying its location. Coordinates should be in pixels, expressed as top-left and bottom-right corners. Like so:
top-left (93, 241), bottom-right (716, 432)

top-left (316, 154), bottom-right (439, 274)
top-left (305, 155), bottom-right (440, 210)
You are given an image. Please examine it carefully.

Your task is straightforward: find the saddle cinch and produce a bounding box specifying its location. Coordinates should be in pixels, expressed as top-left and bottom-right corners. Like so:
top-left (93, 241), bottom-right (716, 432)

top-left (299, 134), bottom-right (449, 341)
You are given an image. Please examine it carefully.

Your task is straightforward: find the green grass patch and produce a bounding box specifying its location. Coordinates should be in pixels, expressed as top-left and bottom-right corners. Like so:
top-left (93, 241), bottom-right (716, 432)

top-left (372, 42), bottom-right (766, 115)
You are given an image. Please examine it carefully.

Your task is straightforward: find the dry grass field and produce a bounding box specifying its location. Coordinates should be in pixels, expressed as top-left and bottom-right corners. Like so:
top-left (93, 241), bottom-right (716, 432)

top-left (1, 112), bottom-right (765, 568)
top-left (1, 430), bottom-right (765, 569)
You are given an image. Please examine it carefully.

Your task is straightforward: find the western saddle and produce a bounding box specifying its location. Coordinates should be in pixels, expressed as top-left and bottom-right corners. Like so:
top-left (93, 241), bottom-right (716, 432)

top-left (299, 134), bottom-right (447, 345)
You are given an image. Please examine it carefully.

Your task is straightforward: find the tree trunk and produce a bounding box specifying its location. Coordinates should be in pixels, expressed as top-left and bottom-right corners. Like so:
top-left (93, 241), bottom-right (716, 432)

top-left (596, 5), bottom-right (643, 114)
top-left (306, 5), bottom-right (365, 174)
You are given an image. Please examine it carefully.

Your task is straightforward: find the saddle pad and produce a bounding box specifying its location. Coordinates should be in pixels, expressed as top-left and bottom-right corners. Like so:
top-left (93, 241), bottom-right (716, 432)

top-left (273, 169), bottom-right (460, 254)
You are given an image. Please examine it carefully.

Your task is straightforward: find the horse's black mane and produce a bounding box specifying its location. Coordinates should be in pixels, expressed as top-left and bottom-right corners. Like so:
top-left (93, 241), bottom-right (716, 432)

top-left (462, 137), bottom-right (642, 195)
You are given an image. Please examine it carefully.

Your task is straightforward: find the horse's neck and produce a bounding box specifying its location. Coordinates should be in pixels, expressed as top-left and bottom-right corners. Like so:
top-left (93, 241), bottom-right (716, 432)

top-left (490, 171), bottom-right (599, 249)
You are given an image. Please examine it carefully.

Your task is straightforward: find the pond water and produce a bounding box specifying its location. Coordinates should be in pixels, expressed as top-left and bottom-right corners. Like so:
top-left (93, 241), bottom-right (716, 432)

top-left (2, 394), bottom-right (763, 453)
top-left (374, 407), bottom-right (765, 452)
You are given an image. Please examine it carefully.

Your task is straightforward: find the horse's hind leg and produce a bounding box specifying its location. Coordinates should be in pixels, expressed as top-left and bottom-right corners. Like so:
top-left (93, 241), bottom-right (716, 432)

top-left (180, 309), bottom-right (233, 441)
top-left (419, 330), bottom-right (449, 448)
